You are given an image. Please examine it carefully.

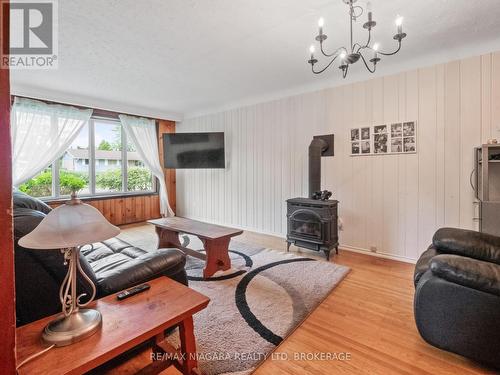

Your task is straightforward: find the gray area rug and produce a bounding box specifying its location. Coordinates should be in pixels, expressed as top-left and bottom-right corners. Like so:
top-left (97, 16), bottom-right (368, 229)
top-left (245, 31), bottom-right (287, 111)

top-left (166, 236), bottom-right (350, 375)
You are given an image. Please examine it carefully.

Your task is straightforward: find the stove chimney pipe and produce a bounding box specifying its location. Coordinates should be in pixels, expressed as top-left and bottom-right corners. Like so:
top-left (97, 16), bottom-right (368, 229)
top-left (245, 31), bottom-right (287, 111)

top-left (309, 137), bottom-right (329, 198)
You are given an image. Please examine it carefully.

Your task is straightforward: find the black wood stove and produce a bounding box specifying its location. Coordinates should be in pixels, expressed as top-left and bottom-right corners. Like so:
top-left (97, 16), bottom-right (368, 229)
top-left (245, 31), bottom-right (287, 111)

top-left (286, 135), bottom-right (339, 260)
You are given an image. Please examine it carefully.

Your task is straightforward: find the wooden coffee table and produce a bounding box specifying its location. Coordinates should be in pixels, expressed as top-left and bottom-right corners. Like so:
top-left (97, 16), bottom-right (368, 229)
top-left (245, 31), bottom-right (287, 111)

top-left (149, 217), bottom-right (243, 278)
top-left (16, 277), bottom-right (209, 375)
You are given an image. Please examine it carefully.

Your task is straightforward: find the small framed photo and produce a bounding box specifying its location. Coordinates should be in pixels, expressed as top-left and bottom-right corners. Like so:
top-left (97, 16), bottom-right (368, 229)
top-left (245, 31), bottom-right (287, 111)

top-left (351, 142), bottom-right (360, 154)
top-left (361, 140), bottom-right (371, 154)
top-left (391, 123), bottom-right (402, 137)
top-left (403, 137), bottom-right (416, 152)
top-left (374, 125), bottom-right (387, 134)
top-left (361, 127), bottom-right (370, 140)
top-left (351, 129), bottom-right (360, 141)
top-left (403, 122), bottom-right (415, 137)
top-left (391, 138), bottom-right (402, 153)
top-left (374, 133), bottom-right (388, 153)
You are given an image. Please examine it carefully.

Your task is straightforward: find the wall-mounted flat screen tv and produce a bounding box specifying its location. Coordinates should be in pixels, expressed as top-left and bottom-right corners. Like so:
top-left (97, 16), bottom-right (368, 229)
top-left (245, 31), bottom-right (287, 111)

top-left (163, 132), bottom-right (225, 169)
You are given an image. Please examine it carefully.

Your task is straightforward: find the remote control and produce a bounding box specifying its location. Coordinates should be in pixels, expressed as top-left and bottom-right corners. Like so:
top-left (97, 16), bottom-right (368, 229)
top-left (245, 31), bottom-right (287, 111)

top-left (116, 283), bottom-right (151, 300)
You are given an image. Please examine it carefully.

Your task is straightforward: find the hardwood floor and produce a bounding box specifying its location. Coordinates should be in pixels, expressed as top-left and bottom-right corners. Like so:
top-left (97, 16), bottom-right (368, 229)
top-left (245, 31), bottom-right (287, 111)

top-left (109, 223), bottom-right (495, 375)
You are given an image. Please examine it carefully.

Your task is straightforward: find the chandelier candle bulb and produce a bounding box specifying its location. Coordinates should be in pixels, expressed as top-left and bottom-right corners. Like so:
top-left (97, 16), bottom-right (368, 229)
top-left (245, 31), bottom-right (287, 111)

top-left (367, 2), bottom-right (372, 22)
top-left (396, 16), bottom-right (403, 34)
top-left (308, 45), bottom-right (318, 65)
top-left (318, 17), bottom-right (325, 35)
top-left (340, 51), bottom-right (347, 67)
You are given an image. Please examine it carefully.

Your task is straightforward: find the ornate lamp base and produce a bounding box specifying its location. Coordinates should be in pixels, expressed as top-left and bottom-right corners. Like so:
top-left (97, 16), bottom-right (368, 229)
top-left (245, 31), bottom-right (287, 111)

top-left (43, 309), bottom-right (102, 347)
top-left (41, 245), bottom-right (103, 347)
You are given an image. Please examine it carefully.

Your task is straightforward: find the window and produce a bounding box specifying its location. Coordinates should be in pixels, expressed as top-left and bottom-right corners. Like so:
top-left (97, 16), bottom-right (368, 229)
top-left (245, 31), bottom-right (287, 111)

top-left (94, 120), bottom-right (123, 193)
top-left (19, 117), bottom-right (156, 199)
top-left (59, 123), bottom-right (90, 196)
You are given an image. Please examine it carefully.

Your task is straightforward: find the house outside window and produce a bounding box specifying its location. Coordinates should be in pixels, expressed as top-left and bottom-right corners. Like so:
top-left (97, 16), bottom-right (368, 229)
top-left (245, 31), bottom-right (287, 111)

top-left (18, 117), bottom-right (156, 199)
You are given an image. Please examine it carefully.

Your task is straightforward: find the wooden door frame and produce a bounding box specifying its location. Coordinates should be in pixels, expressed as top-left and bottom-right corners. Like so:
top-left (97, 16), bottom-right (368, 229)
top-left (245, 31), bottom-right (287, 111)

top-left (0, 0), bottom-right (16, 372)
top-left (158, 120), bottom-right (176, 214)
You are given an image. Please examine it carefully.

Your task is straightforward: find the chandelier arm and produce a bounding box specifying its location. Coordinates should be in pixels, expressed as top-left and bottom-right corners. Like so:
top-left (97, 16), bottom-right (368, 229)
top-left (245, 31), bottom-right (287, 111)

top-left (320, 43), bottom-right (345, 58)
top-left (354, 29), bottom-right (372, 54)
top-left (360, 52), bottom-right (376, 74)
top-left (363, 28), bottom-right (372, 49)
top-left (377, 40), bottom-right (402, 56)
top-left (349, 4), bottom-right (354, 51)
top-left (312, 54), bottom-right (341, 75)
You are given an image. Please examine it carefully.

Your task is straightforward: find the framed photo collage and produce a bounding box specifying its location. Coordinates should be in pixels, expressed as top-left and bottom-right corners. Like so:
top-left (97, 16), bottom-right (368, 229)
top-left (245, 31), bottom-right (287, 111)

top-left (350, 121), bottom-right (417, 156)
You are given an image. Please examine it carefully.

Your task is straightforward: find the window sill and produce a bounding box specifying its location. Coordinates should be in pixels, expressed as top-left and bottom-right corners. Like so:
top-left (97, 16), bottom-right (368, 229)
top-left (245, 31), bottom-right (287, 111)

top-left (43, 191), bottom-right (158, 204)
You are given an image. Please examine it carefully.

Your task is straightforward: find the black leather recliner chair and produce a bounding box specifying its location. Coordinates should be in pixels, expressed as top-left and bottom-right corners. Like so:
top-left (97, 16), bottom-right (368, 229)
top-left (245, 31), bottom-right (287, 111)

top-left (414, 227), bottom-right (500, 369)
top-left (13, 191), bottom-right (188, 326)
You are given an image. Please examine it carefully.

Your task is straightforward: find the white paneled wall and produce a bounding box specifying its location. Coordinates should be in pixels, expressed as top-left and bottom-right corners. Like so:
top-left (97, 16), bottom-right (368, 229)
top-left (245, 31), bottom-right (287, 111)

top-left (177, 52), bottom-right (500, 262)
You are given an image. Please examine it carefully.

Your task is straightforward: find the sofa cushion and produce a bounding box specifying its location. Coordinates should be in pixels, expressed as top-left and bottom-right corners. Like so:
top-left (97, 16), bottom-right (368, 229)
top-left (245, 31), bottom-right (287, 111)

top-left (104, 238), bottom-right (150, 258)
top-left (93, 248), bottom-right (186, 295)
top-left (433, 227), bottom-right (500, 265)
top-left (81, 236), bottom-right (186, 295)
top-left (430, 254), bottom-right (500, 297)
top-left (414, 246), bottom-right (440, 287)
top-left (13, 190), bottom-right (52, 214)
top-left (81, 238), bottom-right (148, 262)
top-left (13, 208), bottom-right (46, 240)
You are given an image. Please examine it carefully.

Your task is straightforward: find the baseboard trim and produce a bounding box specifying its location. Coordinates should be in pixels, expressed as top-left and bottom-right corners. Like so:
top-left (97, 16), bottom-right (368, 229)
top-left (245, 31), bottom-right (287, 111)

top-left (179, 215), bottom-right (418, 264)
top-left (339, 245), bottom-right (417, 264)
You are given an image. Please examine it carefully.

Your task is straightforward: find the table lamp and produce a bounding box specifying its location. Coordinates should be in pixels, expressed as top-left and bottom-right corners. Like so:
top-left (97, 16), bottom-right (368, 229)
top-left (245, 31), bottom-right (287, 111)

top-left (19, 193), bottom-right (120, 347)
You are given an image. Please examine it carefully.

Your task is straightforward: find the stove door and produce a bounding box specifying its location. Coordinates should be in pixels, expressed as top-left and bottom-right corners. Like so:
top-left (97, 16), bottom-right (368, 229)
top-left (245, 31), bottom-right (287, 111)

top-left (289, 209), bottom-right (322, 240)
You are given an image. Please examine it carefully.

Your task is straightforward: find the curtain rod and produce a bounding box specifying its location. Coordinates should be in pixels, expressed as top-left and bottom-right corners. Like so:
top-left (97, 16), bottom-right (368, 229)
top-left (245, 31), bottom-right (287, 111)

top-left (11, 95), bottom-right (164, 122)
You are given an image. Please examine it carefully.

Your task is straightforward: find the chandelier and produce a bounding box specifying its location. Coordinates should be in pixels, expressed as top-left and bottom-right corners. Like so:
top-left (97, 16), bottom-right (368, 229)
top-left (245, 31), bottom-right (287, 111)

top-left (308, 0), bottom-right (407, 78)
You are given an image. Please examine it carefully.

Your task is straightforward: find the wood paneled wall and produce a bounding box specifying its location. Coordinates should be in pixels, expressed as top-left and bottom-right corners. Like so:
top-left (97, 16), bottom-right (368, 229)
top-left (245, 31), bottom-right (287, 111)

top-left (0, 1), bottom-right (16, 372)
top-left (158, 120), bottom-right (176, 214)
top-left (177, 51), bottom-right (500, 262)
top-left (49, 195), bottom-right (161, 226)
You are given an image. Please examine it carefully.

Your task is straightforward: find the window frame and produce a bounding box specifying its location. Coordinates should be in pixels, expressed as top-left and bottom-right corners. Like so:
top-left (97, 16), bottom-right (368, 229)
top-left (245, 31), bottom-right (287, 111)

top-left (40, 116), bottom-right (158, 202)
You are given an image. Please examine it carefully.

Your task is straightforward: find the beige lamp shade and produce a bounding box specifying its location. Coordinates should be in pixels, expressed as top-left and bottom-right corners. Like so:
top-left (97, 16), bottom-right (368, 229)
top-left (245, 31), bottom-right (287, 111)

top-left (19, 202), bottom-right (120, 249)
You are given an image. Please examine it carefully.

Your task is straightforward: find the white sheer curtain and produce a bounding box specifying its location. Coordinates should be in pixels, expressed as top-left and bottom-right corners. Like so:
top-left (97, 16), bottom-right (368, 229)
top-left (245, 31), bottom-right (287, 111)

top-left (11, 98), bottom-right (93, 186)
top-left (119, 114), bottom-right (174, 217)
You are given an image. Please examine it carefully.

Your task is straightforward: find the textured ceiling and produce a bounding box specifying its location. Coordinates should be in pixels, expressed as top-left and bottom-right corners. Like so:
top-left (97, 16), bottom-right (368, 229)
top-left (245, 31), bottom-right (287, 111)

top-left (10, 0), bottom-right (500, 119)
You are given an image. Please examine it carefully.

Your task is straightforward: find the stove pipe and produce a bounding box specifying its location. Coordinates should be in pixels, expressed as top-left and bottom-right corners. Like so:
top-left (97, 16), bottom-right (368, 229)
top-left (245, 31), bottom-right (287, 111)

top-left (309, 137), bottom-right (328, 198)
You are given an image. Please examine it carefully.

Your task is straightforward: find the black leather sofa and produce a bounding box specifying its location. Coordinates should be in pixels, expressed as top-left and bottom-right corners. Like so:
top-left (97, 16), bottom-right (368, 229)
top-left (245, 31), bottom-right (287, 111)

top-left (414, 227), bottom-right (500, 369)
top-left (13, 191), bottom-right (187, 326)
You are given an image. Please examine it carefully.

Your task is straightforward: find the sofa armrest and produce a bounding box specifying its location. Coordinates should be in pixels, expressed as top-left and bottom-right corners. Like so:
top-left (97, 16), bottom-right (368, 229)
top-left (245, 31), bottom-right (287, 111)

top-left (94, 248), bottom-right (186, 295)
top-left (432, 228), bottom-right (500, 265)
top-left (414, 246), bottom-right (440, 287)
top-left (430, 254), bottom-right (500, 297)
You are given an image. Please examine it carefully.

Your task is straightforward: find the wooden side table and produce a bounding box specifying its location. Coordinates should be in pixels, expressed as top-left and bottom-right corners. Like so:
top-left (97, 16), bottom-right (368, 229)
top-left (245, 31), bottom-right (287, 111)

top-left (16, 277), bottom-right (209, 375)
